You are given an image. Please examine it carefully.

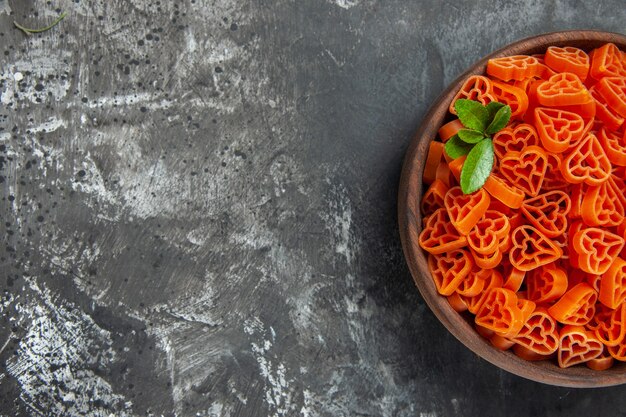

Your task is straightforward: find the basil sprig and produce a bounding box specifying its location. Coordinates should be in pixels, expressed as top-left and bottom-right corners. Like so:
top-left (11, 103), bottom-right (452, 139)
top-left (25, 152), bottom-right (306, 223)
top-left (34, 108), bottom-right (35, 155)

top-left (444, 99), bottom-right (511, 194)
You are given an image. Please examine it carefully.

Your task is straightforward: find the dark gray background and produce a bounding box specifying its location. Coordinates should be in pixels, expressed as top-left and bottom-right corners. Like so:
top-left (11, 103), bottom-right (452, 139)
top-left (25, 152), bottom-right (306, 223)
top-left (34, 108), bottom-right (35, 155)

top-left (0, 0), bottom-right (625, 416)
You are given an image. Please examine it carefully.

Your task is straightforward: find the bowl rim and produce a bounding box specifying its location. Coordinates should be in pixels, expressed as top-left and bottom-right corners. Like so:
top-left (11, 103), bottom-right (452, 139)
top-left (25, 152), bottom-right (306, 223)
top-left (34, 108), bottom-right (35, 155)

top-left (398, 30), bottom-right (626, 387)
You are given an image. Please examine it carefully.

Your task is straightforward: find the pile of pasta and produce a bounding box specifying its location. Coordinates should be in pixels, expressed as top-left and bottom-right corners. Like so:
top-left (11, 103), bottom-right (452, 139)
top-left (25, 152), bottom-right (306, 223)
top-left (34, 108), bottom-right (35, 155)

top-left (419, 43), bottom-right (626, 369)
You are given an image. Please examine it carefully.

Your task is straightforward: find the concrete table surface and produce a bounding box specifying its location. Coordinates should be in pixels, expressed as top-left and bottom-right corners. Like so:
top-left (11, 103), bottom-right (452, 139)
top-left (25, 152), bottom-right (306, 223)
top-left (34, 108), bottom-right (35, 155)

top-left (0, 0), bottom-right (625, 416)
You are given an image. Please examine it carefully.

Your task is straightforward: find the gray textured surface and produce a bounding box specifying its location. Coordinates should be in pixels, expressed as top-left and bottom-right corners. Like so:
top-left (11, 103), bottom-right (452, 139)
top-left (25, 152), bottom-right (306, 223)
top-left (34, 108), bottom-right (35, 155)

top-left (1, 0), bottom-right (626, 416)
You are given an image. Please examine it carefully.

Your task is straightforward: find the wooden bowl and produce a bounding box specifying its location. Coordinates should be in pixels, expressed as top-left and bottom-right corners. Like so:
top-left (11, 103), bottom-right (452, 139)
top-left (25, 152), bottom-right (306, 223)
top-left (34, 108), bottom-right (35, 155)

top-left (398, 30), bottom-right (626, 387)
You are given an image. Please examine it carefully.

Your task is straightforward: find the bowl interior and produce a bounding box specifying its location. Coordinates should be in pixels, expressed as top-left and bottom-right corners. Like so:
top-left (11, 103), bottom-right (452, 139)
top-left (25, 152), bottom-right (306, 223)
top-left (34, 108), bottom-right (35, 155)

top-left (398, 30), bottom-right (626, 387)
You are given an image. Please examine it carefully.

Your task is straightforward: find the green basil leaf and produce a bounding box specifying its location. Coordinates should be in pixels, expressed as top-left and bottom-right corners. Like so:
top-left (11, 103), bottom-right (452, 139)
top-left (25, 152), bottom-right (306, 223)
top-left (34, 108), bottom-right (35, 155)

top-left (460, 138), bottom-right (494, 194)
top-left (444, 135), bottom-right (474, 159)
top-left (457, 128), bottom-right (486, 144)
top-left (485, 101), bottom-right (505, 122)
top-left (454, 99), bottom-right (489, 132)
top-left (486, 105), bottom-right (512, 135)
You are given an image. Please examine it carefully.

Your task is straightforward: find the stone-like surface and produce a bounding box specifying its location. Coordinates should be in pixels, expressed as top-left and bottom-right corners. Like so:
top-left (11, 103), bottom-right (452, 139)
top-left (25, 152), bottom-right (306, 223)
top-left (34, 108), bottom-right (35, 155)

top-left (0, 0), bottom-right (625, 416)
